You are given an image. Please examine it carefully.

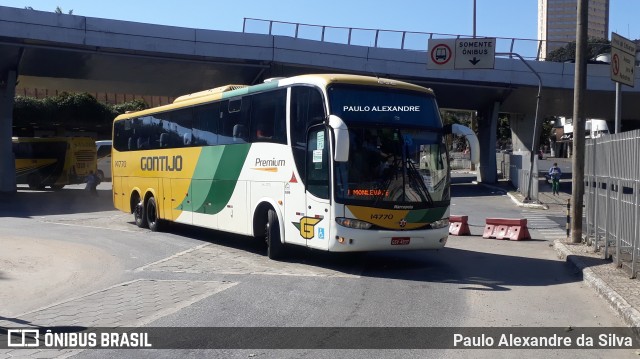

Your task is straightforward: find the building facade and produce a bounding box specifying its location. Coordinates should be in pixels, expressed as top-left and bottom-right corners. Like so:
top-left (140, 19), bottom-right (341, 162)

top-left (538, 0), bottom-right (609, 59)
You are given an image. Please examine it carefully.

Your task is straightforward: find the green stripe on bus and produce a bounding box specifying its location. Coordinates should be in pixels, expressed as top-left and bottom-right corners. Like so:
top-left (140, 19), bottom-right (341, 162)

top-left (405, 207), bottom-right (447, 223)
top-left (221, 81), bottom-right (280, 99)
top-left (186, 144), bottom-right (252, 214)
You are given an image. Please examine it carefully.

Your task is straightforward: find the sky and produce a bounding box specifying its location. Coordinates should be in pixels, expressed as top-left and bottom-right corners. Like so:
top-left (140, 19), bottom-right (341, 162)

top-left (3, 0), bottom-right (640, 58)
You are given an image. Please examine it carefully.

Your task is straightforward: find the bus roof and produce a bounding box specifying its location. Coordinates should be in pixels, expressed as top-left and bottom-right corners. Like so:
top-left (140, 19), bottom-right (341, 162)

top-left (114, 74), bottom-right (435, 121)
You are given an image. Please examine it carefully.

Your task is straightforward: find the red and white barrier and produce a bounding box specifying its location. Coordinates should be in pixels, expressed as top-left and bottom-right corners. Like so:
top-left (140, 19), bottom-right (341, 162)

top-left (483, 218), bottom-right (530, 241)
top-left (449, 215), bottom-right (471, 236)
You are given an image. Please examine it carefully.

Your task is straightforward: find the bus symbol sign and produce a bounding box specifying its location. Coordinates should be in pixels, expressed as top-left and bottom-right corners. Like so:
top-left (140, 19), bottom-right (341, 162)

top-left (428, 39), bottom-right (455, 70)
top-left (431, 44), bottom-right (451, 65)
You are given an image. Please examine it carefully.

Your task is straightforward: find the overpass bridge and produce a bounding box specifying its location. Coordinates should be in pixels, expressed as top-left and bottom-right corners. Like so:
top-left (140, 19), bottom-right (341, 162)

top-left (1, 5), bottom-right (639, 193)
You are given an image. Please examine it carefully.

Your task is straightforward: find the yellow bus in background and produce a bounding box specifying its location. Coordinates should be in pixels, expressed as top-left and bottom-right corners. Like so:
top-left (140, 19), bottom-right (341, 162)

top-left (13, 137), bottom-right (97, 190)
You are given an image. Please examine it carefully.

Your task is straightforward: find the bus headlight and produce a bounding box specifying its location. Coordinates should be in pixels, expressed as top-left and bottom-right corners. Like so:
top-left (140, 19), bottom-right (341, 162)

top-left (336, 217), bottom-right (372, 230)
top-left (430, 218), bottom-right (449, 229)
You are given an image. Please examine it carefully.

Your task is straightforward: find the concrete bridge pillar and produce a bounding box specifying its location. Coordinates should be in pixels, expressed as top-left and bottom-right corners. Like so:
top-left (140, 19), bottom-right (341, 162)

top-left (476, 101), bottom-right (500, 183)
top-left (0, 70), bottom-right (16, 194)
top-left (510, 112), bottom-right (536, 152)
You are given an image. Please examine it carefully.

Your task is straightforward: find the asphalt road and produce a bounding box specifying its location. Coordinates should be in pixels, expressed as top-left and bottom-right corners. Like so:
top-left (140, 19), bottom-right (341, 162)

top-left (0, 178), bottom-right (636, 358)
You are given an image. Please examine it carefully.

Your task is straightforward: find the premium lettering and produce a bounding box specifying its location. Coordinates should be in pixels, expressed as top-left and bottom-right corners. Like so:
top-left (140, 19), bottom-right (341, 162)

top-left (255, 158), bottom-right (285, 167)
top-left (140, 155), bottom-right (183, 171)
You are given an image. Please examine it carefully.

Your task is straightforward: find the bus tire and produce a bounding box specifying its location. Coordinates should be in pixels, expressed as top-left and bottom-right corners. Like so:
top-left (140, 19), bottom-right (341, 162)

top-left (96, 170), bottom-right (105, 182)
top-left (146, 197), bottom-right (164, 232)
top-left (27, 173), bottom-right (43, 190)
top-left (134, 198), bottom-right (148, 228)
top-left (266, 208), bottom-right (285, 260)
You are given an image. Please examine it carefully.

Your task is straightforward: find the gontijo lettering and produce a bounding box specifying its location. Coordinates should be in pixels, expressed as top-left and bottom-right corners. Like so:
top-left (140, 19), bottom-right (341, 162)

top-left (141, 155), bottom-right (183, 171)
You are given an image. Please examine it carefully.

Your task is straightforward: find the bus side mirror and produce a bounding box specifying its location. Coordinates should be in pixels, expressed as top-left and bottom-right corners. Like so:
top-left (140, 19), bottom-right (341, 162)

top-left (328, 115), bottom-right (349, 162)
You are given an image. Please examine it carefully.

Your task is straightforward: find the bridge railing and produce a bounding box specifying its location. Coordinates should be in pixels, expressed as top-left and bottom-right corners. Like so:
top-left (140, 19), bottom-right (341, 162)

top-left (243, 18), bottom-right (572, 61)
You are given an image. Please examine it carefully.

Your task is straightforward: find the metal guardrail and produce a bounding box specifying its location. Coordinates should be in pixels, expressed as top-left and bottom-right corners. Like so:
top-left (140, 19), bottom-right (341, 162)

top-left (496, 152), bottom-right (511, 180)
top-left (242, 17), bottom-right (576, 61)
top-left (585, 130), bottom-right (640, 278)
top-left (450, 152), bottom-right (472, 170)
top-left (504, 152), bottom-right (538, 201)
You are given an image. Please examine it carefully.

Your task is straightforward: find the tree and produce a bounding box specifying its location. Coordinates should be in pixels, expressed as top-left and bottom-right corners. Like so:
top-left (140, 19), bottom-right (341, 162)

top-left (13, 92), bottom-right (148, 135)
top-left (25, 6), bottom-right (73, 14)
top-left (54, 6), bottom-right (73, 15)
top-left (546, 38), bottom-right (610, 62)
top-left (497, 114), bottom-right (511, 149)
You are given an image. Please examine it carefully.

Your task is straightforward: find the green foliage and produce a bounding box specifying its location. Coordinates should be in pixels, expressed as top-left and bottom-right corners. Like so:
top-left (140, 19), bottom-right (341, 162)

top-left (111, 99), bottom-right (148, 114)
top-left (440, 109), bottom-right (472, 127)
top-left (497, 114), bottom-right (511, 146)
top-left (546, 38), bottom-right (611, 62)
top-left (54, 6), bottom-right (73, 14)
top-left (13, 92), bottom-right (149, 130)
top-left (540, 116), bottom-right (556, 146)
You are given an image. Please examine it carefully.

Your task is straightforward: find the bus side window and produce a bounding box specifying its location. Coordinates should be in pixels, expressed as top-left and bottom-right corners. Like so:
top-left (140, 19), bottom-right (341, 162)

top-left (113, 120), bottom-right (134, 152)
top-left (249, 89), bottom-right (286, 144)
top-left (222, 98), bottom-right (249, 144)
top-left (192, 102), bottom-right (220, 146)
top-left (171, 109), bottom-right (193, 148)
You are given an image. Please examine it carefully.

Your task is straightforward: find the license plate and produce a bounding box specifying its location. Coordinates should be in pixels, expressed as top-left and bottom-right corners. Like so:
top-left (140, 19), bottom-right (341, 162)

top-left (391, 237), bottom-right (410, 245)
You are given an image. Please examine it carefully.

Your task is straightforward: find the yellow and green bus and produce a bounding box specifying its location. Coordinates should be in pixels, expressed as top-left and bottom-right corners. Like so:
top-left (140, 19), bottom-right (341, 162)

top-left (13, 137), bottom-right (97, 190)
top-left (112, 74), bottom-right (466, 259)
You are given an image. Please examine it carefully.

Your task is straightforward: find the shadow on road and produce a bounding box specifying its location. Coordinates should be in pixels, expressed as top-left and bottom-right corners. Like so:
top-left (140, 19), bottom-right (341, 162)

top-left (0, 186), bottom-right (114, 218)
top-left (451, 174), bottom-right (511, 198)
top-left (154, 222), bottom-right (589, 291)
top-left (353, 248), bottom-right (584, 291)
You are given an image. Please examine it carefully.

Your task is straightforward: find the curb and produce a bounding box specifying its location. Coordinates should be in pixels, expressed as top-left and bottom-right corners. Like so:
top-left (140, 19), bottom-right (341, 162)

top-left (473, 181), bottom-right (549, 210)
top-left (505, 192), bottom-right (549, 210)
top-left (554, 240), bottom-right (640, 340)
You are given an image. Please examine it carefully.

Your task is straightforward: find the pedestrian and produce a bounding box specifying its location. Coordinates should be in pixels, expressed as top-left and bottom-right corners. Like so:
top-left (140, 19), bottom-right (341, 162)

top-left (85, 170), bottom-right (100, 197)
top-left (548, 162), bottom-right (562, 196)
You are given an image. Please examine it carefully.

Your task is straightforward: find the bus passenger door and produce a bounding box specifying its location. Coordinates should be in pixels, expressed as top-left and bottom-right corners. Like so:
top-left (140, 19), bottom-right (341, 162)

top-left (161, 178), bottom-right (172, 221)
top-left (304, 126), bottom-right (331, 250)
top-left (192, 179), bottom-right (218, 230)
top-left (171, 178), bottom-right (192, 224)
top-left (112, 176), bottom-right (123, 211)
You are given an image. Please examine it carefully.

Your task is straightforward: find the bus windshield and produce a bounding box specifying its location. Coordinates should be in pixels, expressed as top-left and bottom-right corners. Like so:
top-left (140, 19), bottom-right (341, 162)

top-left (329, 85), bottom-right (449, 208)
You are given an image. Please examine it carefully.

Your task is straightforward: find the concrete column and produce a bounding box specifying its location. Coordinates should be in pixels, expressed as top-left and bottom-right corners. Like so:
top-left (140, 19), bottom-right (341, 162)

top-left (0, 70), bottom-right (17, 193)
top-left (476, 101), bottom-right (500, 183)
top-left (510, 112), bottom-right (536, 152)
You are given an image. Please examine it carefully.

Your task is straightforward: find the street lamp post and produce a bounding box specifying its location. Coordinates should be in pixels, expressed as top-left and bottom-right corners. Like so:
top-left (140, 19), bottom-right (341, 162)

top-left (473, 0), bottom-right (476, 38)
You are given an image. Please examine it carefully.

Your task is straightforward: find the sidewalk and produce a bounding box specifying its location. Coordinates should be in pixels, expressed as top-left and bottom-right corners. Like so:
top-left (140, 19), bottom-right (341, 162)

top-left (486, 173), bottom-right (640, 339)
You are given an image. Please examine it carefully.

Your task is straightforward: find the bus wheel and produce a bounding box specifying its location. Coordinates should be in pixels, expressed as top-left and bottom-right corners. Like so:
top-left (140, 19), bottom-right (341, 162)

top-left (266, 208), bottom-right (285, 260)
top-left (146, 197), bottom-right (163, 232)
top-left (134, 198), bottom-right (148, 228)
top-left (96, 170), bottom-right (105, 182)
top-left (27, 174), bottom-right (42, 190)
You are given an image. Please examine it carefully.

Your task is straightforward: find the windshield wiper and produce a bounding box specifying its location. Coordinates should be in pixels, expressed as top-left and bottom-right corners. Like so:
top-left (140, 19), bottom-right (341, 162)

top-left (406, 157), bottom-right (434, 205)
top-left (372, 154), bottom-right (400, 205)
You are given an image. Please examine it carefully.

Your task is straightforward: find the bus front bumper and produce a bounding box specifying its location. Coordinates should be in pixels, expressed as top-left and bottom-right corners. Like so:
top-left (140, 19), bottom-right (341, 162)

top-left (328, 226), bottom-right (448, 252)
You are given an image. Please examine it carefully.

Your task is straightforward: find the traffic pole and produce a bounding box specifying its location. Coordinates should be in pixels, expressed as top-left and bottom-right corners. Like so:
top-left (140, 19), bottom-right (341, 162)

top-left (566, 199), bottom-right (571, 239)
top-left (570, 0), bottom-right (588, 243)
